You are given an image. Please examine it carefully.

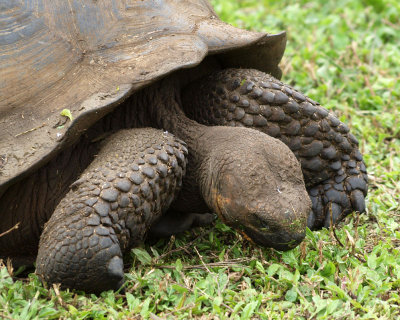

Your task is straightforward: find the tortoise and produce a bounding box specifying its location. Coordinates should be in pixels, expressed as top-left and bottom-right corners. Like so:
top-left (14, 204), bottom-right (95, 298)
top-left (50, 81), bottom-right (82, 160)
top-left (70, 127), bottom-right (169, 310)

top-left (0, 0), bottom-right (367, 293)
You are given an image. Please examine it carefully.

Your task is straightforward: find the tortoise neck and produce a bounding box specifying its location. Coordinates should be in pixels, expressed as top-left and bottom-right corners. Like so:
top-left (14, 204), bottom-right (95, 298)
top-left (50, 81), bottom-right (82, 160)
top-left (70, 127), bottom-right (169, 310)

top-left (141, 77), bottom-right (211, 212)
top-left (134, 77), bottom-right (207, 147)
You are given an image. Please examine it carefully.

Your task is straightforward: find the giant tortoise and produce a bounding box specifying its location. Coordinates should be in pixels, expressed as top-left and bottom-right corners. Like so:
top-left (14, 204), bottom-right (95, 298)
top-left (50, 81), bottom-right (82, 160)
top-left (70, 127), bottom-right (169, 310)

top-left (0, 0), bottom-right (367, 293)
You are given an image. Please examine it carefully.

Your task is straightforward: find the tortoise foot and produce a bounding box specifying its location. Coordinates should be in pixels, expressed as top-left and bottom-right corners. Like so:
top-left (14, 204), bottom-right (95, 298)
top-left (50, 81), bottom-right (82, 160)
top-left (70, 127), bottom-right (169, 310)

top-left (308, 173), bottom-right (367, 229)
top-left (36, 128), bottom-right (187, 293)
top-left (36, 220), bottom-right (125, 293)
top-left (148, 211), bottom-right (215, 238)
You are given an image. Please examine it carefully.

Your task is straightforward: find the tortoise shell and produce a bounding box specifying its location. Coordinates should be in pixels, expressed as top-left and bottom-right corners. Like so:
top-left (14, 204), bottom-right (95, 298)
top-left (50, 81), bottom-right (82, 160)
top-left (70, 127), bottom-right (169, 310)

top-left (0, 0), bottom-right (286, 192)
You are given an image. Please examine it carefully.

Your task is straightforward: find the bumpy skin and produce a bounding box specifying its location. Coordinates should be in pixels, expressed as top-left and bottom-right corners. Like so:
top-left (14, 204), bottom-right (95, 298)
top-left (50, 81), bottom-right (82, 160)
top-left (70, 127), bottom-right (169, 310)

top-left (181, 68), bottom-right (368, 229)
top-left (197, 126), bottom-right (311, 250)
top-left (36, 128), bottom-right (187, 292)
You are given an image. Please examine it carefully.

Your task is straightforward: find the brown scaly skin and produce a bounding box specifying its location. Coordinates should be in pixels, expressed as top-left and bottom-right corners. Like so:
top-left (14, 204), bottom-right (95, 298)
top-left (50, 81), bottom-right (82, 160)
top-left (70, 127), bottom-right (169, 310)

top-left (181, 68), bottom-right (368, 229)
top-left (30, 74), bottom-right (311, 292)
top-left (36, 129), bottom-right (188, 292)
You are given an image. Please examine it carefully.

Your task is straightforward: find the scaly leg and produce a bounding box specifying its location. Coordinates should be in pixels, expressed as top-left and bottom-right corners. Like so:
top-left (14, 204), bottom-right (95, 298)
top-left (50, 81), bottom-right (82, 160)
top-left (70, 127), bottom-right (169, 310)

top-left (36, 128), bottom-right (187, 293)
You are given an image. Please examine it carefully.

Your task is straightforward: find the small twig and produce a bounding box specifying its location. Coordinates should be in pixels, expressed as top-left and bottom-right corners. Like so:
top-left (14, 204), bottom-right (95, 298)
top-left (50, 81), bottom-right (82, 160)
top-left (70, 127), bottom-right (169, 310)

top-left (295, 286), bottom-right (311, 307)
top-left (150, 313), bottom-right (165, 320)
top-left (0, 313), bottom-right (14, 320)
top-left (224, 238), bottom-right (240, 257)
top-left (155, 232), bottom-right (207, 262)
top-left (194, 246), bottom-right (224, 295)
top-left (155, 258), bottom-right (251, 270)
top-left (15, 123), bottom-right (46, 137)
top-left (332, 225), bottom-right (345, 247)
top-left (382, 18), bottom-right (399, 29)
top-left (354, 253), bottom-right (367, 263)
top-left (299, 241), bottom-right (307, 263)
top-left (354, 211), bottom-right (360, 244)
top-left (194, 246), bottom-right (211, 274)
top-left (53, 284), bottom-right (66, 308)
top-left (344, 229), bottom-right (355, 255)
top-left (267, 275), bottom-right (281, 285)
top-left (161, 303), bottom-right (196, 318)
top-left (0, 222), bottom-right (20, 238)
top-left (332, 226), bottom-right (344, 247)
top-left (172, 281), bottom-right (234, 313)
top-left (330, 209), bottom-right (367, 263)
top-left (6, 258), bottom-right (13, 277)
top-left (329, 204), bottom-right (344, 247)
top-left (164, 235), bottom-right (176, 256)
top-left (318, 240), bottom-right (323, 265)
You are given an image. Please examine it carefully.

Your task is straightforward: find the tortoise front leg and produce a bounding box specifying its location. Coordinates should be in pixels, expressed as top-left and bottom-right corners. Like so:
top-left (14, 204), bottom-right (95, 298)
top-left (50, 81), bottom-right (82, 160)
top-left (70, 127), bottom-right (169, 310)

top-left (36, 128), bottom-right (187, 293)
top-left (181, 68), bottom-right (368, 229)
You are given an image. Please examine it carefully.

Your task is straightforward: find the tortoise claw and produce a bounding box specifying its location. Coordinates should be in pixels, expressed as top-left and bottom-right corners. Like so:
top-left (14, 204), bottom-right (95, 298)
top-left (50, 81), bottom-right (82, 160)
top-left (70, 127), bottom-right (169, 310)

top-left (307, 210), bottom-right (316, 229)
top-left (106, 256), bottom-right (125, 286)
top-left (350, 189), bottom-right (366, 213)
top-left (307, 173), bottom-right (367, 229)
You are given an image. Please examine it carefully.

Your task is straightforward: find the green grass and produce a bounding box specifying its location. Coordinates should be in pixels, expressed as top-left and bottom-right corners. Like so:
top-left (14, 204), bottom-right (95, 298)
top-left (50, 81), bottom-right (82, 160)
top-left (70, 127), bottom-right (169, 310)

top-left (1, 0), bottom-right (400, 318)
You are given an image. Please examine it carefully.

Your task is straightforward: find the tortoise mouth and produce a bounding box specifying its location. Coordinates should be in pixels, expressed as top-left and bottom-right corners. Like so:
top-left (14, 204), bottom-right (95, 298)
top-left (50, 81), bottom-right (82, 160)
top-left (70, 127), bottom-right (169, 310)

top-left (240, 224), bottom-right (305, 251)
top-left (214, 190), bottom-right (306, 251)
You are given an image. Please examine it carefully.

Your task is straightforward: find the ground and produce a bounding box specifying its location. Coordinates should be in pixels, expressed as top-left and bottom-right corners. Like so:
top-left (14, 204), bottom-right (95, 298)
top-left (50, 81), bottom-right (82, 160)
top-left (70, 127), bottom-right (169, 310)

top-left (0, 0), bottom-right (399, 319)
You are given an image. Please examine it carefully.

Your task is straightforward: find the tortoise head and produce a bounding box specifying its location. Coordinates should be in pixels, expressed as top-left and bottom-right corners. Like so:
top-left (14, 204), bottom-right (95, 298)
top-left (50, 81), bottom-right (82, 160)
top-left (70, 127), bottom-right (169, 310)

top-left (201, 127), bottom-right (311, 251)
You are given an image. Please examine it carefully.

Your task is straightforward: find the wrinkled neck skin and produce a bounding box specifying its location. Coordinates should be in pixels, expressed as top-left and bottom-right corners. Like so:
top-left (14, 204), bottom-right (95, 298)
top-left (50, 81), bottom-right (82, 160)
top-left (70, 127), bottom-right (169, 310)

top-left (127, 78), bottom-right (218, 213)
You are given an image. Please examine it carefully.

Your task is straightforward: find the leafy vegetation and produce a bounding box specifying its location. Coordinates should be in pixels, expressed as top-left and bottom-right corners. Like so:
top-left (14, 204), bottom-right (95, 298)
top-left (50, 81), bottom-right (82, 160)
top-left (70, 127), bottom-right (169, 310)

top-left (1, 0), bottom-right (399, 318)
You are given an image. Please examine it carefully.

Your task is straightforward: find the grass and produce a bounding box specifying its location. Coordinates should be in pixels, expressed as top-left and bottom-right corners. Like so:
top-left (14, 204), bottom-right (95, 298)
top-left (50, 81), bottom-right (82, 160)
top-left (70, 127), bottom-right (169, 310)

top-left (1, 0), bottom-right (400, 318)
